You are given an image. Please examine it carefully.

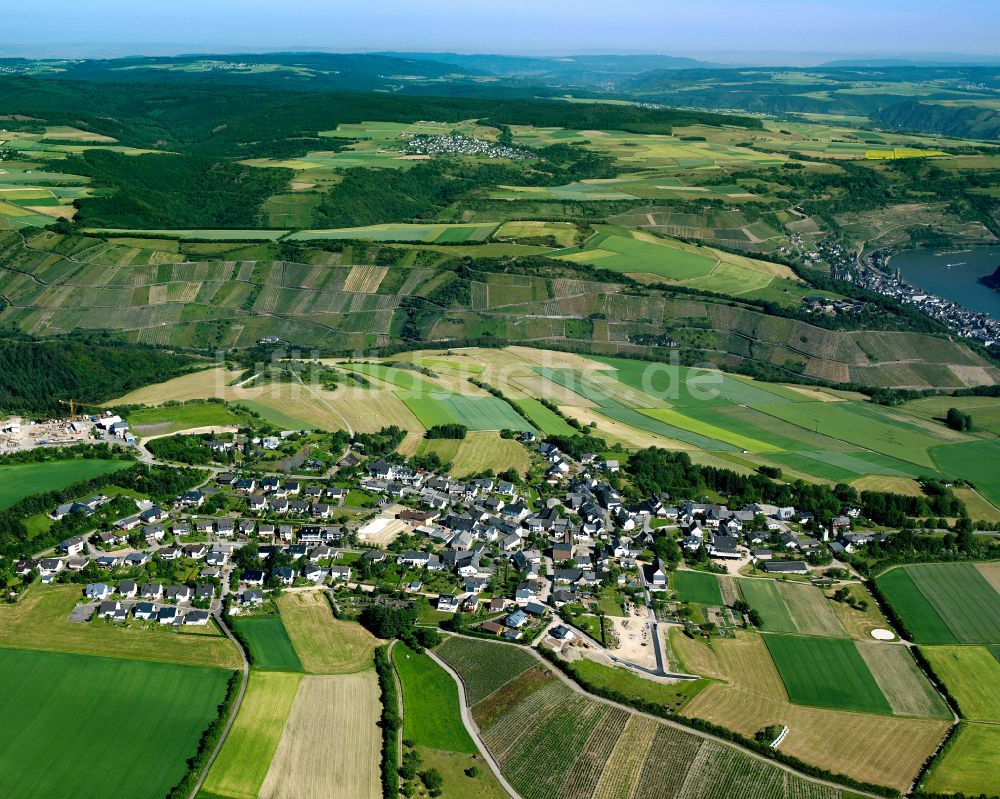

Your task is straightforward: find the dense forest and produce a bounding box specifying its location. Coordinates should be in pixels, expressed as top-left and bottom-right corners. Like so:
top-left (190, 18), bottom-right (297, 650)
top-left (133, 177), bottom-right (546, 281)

top-left (0, 336), bottom-right (201, 415)
top-left (66, 151), bottom-right (292, 229)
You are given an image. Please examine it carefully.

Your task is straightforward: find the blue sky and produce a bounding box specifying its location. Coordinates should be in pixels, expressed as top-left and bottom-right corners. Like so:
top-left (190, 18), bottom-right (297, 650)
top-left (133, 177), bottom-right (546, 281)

top-left (4, 0), bottom-right (998, 62)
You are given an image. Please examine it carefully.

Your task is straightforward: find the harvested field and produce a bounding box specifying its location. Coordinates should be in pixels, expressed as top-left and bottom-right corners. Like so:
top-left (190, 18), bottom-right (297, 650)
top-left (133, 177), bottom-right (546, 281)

top-left (676, 631), bottom-right (948, 791)
top-left (449, 431), bottom-right (531, 477)
top-left (277, 592), bottom-right (377, 673)
top-left (776, 582), bottom-right (846, 638)
top-left (201, 671), bottom-right (302, 799)
top-left (855, 642), bottom-right (950, 719)
top-left (259, 672), bottom-right (381, 799)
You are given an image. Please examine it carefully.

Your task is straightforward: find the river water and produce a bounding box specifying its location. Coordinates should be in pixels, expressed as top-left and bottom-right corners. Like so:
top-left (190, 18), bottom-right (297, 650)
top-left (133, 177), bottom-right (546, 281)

top-left (889, 246), bottom-right (1000, 317)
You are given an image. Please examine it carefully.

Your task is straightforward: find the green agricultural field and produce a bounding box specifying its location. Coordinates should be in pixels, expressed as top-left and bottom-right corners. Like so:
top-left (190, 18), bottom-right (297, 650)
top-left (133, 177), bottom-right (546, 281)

top-left (876, 567), bottom-right (958, 644)
top-left (393, 643), bottom-right (477, 754)
top-left (344, 363), bottom-right (441, 393)
top-left (436, 635), bottom-right (536, 705)
top-left (552, 226), bottom-right (718, 279)
top-left (763, 634), bottom-right (892, 714)
top-left (738, 579), bottom-right (797, 633)
top-left (232, 399), bottom-right (316, 431)
top-left (640, 407), bottom-right (780, 451)
top-left (0, 646), bottom-right (231, 799)
top-left (0, 459), bottom-right (133, 509)
top-left (922, 723), bottom-right (1000, 796)
top-left (399, 392), bottom-right (536, 433)
top-left (750, 401), bottom-right (945, 468)
top-left (931, 440), bottom-right (1000, 507)
top-left (921, 646), bottom-right (1000, 721)
top-left (127, 399), bottom-right (247, 434)
top-left (877, 564), bottom-right (1000, 644)
top-left (232, 615), bottom-right (303, 672)
top-left (674, 570), bottom-right (725, 605)
top-left (200, 670), bottom-right (302, 799)
top-left (286, 223), bottom-right (496, 243)
top-left (513, 398), bottom-right (578, 436)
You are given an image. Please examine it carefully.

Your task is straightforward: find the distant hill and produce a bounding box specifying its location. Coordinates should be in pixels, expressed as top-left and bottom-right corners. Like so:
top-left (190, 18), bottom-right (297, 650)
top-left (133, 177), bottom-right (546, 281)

top-left (376, 52), bottom-right (718, 83)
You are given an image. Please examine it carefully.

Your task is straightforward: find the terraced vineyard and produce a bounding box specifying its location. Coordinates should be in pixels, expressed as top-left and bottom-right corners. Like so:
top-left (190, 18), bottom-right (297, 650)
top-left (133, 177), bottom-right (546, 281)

top-left (437, 636), bottom-right (854, 799)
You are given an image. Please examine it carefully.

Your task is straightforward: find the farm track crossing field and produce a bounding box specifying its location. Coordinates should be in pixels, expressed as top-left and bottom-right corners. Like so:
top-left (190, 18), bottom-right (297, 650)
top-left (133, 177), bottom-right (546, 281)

top-left (0, 459), bottom-right (132, 509)
top-left (436, 635), bottom-right (536, 705)
top-left (258, 672), bottom-right (381, 799)
top-left (762, 634), bottom-right (892, 714)
top-left (393, 642), bottom-right (477, 753)
top-left (921, 646), bottom-right (1000, 720)
top-left (276, 592), bottom-right (377, 674)
top-left (0, 646), bottom-right (232, 799)
top-left (674, 570), bottom-right (724, 605)
top-left (232, 615), bottom-right (302, 672)
top-left (201, 671), bottom-right (301, 799)
top-left (877, 563), bottom-right (1000, 644)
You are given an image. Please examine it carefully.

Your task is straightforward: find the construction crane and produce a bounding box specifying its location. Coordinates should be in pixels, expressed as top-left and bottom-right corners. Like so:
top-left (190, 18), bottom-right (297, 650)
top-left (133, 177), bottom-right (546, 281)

top-left (57, 399), bottom-right (89, 422)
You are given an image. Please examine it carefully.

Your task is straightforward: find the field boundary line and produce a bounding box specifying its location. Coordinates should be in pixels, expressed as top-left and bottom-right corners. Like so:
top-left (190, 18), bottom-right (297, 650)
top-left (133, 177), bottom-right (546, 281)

top-left (187, 607), bottom-right (250, 799)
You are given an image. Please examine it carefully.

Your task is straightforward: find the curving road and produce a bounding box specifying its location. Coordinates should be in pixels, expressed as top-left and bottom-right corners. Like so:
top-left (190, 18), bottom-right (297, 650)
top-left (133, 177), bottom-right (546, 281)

top-left (425, 647), bottom-right (525, 799)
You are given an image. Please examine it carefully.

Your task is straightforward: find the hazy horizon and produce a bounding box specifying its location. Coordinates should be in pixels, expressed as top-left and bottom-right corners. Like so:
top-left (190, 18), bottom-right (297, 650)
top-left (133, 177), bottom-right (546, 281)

top-left (3, 0), bottom-right (999, 64)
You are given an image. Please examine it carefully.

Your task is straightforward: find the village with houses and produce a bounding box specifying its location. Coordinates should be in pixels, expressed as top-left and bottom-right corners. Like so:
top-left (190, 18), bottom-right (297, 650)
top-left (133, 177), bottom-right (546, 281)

top-left (6, 414), bottom-right (895, 677)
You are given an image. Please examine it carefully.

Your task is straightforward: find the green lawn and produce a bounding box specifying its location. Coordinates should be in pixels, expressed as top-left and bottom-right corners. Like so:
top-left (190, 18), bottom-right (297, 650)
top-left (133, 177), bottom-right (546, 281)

top-left (762, 634), bottom-right (892, 714)
top-left (673, 571), bottom-right (724, 605)
top-left (232, 615), bottom-right (303, 672)
top-left (0, 646), bottom-right (232, 799)
top-left (738, 579), bottom-right (797, 633)
top-left (568, 657), bottom-right (708, 713)
top-left (0, 459), bottom-right (133, 509)
top-left (392, 643), bottom-right (477, 754)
